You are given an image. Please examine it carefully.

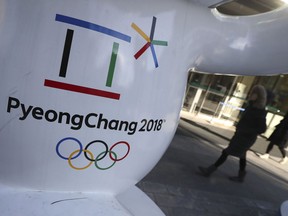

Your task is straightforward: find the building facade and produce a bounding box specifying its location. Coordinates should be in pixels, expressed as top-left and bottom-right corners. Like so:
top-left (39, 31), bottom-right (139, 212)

top-left (182, 70), bottom-right (288, 137)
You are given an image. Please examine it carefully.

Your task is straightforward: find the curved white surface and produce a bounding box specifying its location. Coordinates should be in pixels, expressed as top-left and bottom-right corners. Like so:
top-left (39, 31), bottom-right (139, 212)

top-left (0, 183), bottom-right (131, 216)
top-left (0, 183), bottom-right (165, 216)
top-left (1, 0), bottom-right (288, 215)
top-left (191, 7), bottom-right (288, 75)
top-left (281, 200), bottom-right (288, 216)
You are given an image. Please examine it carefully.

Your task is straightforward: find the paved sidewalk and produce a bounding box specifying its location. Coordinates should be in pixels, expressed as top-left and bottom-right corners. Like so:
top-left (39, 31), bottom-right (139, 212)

top-left (180, 111), bottom-right (288, 178)
top-left (137, 111), bottom-right (288, 216)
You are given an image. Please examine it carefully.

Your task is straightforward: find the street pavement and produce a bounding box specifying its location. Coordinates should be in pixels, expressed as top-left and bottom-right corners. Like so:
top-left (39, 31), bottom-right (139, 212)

top-left (137, 111), bottom-right (288, 216)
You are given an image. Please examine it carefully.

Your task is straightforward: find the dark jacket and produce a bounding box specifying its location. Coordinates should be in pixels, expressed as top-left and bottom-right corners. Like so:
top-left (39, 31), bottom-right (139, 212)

top-left (225, 85), bottom-right (267, 157)
top-left (236, 105), bottom-right (267, 135)
top-left (225, 104), bottom-right (267, 157)
top-left (268, 112), bottom-right (288, 147)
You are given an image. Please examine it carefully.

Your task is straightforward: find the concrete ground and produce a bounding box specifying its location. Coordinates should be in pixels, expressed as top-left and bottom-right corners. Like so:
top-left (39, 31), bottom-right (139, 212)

top-left (137, 111), bottom-right (288, 216)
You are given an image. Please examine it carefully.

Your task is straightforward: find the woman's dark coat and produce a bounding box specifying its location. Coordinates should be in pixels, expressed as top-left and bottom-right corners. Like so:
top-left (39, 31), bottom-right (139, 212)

top-left (225, 105), bottom-right (267, 157)
top-left (267, 113), bottom-right (288, 148)
top-left (223, 85), bottom-right (267, 158)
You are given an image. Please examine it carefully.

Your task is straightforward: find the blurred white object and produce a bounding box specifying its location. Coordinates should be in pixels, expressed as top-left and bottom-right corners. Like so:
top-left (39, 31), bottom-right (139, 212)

top-left (1, 0), bottom-right (288, 215)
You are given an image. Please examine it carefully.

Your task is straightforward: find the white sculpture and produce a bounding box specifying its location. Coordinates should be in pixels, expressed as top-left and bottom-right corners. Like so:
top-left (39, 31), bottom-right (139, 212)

top-left (1, 0), bottom-right (288, 215)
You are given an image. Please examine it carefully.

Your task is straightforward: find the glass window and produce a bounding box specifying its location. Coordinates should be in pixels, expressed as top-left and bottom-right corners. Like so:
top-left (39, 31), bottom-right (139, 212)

top-left (211, 0), bottom-right (285, 16)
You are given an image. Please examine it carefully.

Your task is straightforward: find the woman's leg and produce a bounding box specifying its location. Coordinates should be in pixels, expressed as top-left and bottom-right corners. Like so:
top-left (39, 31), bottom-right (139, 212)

top-left (239, 155), bottom-right (246, 171)
top-left (260, 142), bottom-right (274, 159)
top-left (266, 142), bottom-right (274, 153)
top-left (279, 146), bottom-right (287, 158)
top-left (214, 150), bottom-right (229, 168)
top-left (279, 146), bottom-right (288, 164)
top-left (229, 153), bottom-right (247, 183)
top-left (198, 150), bottom-right (229, 177)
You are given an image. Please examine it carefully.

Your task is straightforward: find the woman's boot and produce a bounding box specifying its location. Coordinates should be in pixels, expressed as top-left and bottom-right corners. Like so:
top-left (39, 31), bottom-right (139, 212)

top-left (229, 170), bottom-right (246, 183)
top-left (198, 165), bottom-right (217, 177)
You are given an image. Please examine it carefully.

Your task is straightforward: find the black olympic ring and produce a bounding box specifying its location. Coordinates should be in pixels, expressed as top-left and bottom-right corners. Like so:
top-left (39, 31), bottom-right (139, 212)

top-left (56, 137), bottom-right (130, 170)
top-left (84, 140), bottom-right (108, 162)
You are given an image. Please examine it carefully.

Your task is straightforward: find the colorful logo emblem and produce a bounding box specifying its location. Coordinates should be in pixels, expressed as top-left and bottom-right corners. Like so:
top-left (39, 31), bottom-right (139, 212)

top-left (132, 16), bottom-right (168, 68)
top-left (56, 137), bottom-right (130, 170)
top-left (44, 14), bottom-right (168, 100)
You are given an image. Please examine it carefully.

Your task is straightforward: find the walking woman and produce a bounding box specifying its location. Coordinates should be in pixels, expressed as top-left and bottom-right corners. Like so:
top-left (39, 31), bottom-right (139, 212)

top-left (198, 85), bottom-right (267, 183)
top-left (260, 112), bottom-right (288, 164)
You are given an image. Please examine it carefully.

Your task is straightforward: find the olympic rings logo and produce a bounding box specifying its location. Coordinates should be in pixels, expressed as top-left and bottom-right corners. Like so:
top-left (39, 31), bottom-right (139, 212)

top-left (56, 137), bottom-right (130, 170)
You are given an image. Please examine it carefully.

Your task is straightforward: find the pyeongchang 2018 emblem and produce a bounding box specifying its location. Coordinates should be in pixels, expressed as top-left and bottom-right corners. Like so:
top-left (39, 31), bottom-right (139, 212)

top-left (44, 14), bottom-right (168, 100)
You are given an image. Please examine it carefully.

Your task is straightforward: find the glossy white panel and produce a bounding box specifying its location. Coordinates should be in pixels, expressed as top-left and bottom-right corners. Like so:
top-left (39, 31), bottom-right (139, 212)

top-left (0, 0), bottom-right (288, 211)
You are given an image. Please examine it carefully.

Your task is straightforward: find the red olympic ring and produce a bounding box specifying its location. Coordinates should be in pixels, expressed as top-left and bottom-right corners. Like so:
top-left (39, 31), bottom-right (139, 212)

top-left (109, 141), bottom-right (130, 161)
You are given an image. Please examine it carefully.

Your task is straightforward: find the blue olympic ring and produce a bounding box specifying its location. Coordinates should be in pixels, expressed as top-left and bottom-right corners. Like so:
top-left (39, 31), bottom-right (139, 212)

top-left (56, 137), bottom-right (82, 160)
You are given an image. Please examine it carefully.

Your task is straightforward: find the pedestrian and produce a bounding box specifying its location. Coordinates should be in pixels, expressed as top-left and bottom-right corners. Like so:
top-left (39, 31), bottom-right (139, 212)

top-left (260, 112), bottom-right (288, 164)
top-left (198, 85), bottom-right (267, 183)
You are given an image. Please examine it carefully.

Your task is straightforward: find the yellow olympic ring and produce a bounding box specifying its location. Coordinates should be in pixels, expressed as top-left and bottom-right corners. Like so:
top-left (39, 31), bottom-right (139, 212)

top-left (68, 149), bottom-right (94, 170)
